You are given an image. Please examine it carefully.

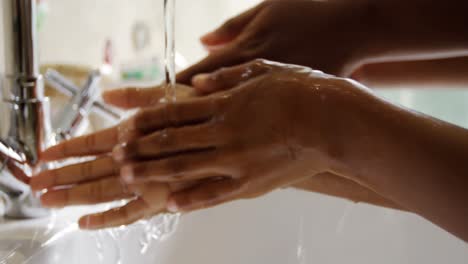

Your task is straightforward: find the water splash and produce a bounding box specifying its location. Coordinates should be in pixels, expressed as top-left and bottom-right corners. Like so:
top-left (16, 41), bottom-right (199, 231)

top-left (296, 216), bottom-right (307, 264)
top-left (132, 0), bottom-right (181, 256)
top-left (335, 203), bottom-right (356, 235)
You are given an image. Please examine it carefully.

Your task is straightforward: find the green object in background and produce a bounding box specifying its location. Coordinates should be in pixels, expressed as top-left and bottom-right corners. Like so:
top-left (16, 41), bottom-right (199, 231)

top-left (37, 0), bottom-right (48, 32)
top-left (120, 59), bottom-right (162, 82)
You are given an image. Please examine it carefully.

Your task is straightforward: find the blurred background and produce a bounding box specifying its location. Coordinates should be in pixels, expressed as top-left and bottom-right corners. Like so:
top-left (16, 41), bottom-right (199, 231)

top-left (38, 0), bottom-right (261, 79)
top-left (0, 1), bottom-right (466, 263)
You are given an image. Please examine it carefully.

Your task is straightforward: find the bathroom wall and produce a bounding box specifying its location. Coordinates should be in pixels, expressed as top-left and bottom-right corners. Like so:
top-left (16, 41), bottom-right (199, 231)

top-left (39, 0), bottom-right (261, 68)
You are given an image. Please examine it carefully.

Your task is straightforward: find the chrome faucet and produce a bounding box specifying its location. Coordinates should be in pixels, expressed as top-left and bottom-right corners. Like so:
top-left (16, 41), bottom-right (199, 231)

top-left (0, 0), bottom-right (51, 219)
top-left (0, 0), bottom-right (121, 219)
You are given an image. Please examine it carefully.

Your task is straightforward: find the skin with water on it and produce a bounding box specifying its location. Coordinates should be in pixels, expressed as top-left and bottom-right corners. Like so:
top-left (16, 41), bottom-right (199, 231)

top-left (29, 0), bottom-right (468, 240)
top-left (30, 86), bottom-right (195, 230)
top-left (32, 60), bottom-right (468, 243)
top-left (178, 0), bottom-right (468, 86)
top-left (30, 61), bottom-right (400, 230)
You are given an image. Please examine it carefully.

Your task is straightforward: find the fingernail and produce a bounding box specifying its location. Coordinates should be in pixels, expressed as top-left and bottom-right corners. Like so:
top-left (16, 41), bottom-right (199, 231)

top-left (101, 91), bottom-right (112, 101)
top-left (166, 198), bottom-right (179, 213)
top-left (200, 32), bottom-right (216, 43)
top-left (113, 144), bottom-right (126, 162)
top-left (78, 216), bottom-right (93, 230)
top-left (203, 44), bottom-right (225, 52)
top-left (192, 74), bottom-right (209, 87)
top-left (120, 165), bottom-right (134, 184)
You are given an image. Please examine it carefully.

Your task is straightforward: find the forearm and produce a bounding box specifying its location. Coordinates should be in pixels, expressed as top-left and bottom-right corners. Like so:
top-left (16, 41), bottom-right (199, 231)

top-left (363, 0), bottom-right (468, 63)
top-left (292, 173), bottom-right (403, 210)
top-left (352, 56), bottom-right (468, 87)
top-left (325, 81), bottom-right (468, 241)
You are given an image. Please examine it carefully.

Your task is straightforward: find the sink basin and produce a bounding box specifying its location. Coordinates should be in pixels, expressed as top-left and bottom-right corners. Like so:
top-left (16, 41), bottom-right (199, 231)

top-left (0, 206), bottom-right (177, 264)
top-left (0, 209), bottom-right (110, 264)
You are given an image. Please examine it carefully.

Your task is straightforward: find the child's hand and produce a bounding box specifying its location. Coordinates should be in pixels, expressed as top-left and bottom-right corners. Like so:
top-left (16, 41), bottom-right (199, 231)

top-left (31, 84), bottom-right (195, 230)
top-left (31, 156), bottom-right (175, 230)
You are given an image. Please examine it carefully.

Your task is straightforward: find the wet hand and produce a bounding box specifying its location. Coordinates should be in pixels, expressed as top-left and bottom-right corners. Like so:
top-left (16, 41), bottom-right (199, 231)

top-left (177, 0), bottom-right (375, 83)
top-left (31, 84), bottom-right (194, 230)
top-left (117, 60), bottom-right (352, 212)
top-left (32, 156), bottom-right (176, 230)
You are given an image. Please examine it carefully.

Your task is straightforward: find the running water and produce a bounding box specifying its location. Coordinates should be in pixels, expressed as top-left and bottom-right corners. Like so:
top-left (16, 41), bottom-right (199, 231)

top-left (134, 0), bottom-right (181, 252)
top-left (163, 0), bottom-right (177, 102)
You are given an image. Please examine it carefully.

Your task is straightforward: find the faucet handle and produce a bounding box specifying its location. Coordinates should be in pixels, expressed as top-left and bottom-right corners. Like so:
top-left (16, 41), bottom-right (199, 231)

top-left (45, 69), bottom-right (123, 121)
top-left (45, 69), bottom-right (124, 140)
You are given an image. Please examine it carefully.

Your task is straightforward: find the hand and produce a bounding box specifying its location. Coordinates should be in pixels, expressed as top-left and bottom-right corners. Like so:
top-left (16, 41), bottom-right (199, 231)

top-left (177, 0), bottom-right (375, 83)
top-left (185, 59), bottom-right (402, 210)
top-left (115, 59), bottom-right (365, 212)
top-left (31, 84), bottom-right (195, 230)
top-left (95, 66), bottom-right (403, 213)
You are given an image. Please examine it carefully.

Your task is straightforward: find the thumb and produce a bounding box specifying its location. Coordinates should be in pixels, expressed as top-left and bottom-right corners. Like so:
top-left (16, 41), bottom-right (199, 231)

top-left (102, 85), bottom-right (194, 109)
top-left (102, 87), bottom-right (165, 109)
top-left (200, 3), bottom-right (265, 47)
top-left (176, 45), bottom-right (245, 85)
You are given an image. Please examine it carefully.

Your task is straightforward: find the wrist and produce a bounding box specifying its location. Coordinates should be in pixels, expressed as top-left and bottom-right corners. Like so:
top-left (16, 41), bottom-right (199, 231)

top-left (307, 78), bottom-right (380, 179)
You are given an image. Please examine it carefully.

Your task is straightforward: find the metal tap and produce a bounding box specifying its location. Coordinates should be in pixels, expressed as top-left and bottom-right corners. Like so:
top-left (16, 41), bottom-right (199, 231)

top-left (0, 0), bottom-right (121, 219)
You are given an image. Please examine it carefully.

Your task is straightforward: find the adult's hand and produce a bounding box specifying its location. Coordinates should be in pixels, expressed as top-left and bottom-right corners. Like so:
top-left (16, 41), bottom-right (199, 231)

top-left (177, 0), bottom-right (375, 83)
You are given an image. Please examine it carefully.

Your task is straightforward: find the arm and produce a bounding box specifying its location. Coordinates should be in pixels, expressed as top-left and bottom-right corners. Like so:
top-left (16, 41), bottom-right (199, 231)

top-left (178, 0), bottom-right (468, 84)
top-left (363, 0), bottom-right (468, 63)
top-left (291, 173), bottom-right (403, 210)
top-left (326, 79), bottom-right (468, 241)
top-left (352, 56), bottom-right (468, 87)
top-left (182, 60), bottom-right (468, 241)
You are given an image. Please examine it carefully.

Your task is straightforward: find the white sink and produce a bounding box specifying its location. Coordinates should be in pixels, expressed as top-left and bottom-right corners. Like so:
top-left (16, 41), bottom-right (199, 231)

top-left (0, 206), bottom-right (178, 264)
top-left (0, 209), bottom-right (118, 264)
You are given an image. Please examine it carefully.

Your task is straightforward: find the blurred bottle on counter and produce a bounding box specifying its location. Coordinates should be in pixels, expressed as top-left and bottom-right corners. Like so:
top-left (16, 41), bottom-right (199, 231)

top-left (37, 0), bottom-right (48, 32)
top-left (119, 21), bottom-right (164, 83)
top-left (100, 38), bottom-right (115, 77)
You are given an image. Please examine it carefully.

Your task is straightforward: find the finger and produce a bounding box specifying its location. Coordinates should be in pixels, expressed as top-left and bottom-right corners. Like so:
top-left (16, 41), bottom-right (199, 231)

top-left (121, 96), bottom-right (218, 138)
top-left (176, 45), bottom-right (245, 85)
top-left (78, 181), bottom-right (170, 230)
top-left (166, 178), bottom-right (245, 213)
top-left (102, 84), bottom-right (195, 109)
top-left (41, 126), bottom-right (120, 161)
top-left (128, 182), bottom-right (170, 212)
top-left (200, 3), bottom-right (265, 47)
top-left (42, 113), bottom-right (150, 161)
top-left (114, 123), bottom-right (219, 161)
top-left (78, 198), bottom-right (149, 230)
top-left (191, 60), bottom-right (270, 94)
top-left (102, 87), bottom-right (165, 109)
top-left (46, 96), bottom-right (221, 162)
top-left (31, 156), bottom-right (117, 191)
top-left (40, 177), bottom-right (132, 208)
top-left (119, 150), bottom-right (221, 184)
top-left (7, 160), bottom-right (30, 184)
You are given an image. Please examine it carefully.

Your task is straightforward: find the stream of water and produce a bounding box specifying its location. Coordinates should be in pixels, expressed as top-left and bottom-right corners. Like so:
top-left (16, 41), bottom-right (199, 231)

top-left (163, 0), bottom-right (176, 102)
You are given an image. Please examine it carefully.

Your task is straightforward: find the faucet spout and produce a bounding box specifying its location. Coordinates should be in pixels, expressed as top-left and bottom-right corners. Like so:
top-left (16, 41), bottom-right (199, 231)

top-left (0, 0), bottom-right (51, 219)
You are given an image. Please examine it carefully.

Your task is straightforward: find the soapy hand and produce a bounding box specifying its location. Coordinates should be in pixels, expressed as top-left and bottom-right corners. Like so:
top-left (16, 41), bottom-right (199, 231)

top-left (177, 0), bottom-right (374, 84)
